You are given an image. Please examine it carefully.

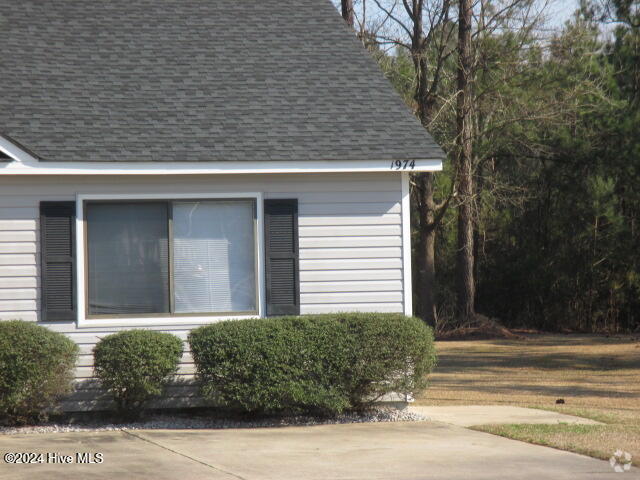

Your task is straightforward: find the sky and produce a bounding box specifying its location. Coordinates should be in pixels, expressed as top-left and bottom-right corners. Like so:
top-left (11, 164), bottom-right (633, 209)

top-left (547, 0), bottom-right (581, 28)
top-left (333, 0), bottom-right (583, 32)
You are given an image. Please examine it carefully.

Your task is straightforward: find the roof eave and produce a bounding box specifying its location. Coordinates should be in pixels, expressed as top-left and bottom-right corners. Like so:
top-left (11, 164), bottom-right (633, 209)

top-left (0, 157), bottom-right (443, 175)
top-left (0, 134), bottom-right (44, 163)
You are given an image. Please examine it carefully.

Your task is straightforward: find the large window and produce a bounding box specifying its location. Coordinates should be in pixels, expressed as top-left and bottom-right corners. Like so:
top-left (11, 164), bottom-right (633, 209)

top-left (86, 199), bottom-right (257, 317)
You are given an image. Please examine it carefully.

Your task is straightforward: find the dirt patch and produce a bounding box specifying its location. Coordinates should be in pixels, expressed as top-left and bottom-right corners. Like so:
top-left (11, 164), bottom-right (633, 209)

top-left (436, 315), bottom-right (525, 341)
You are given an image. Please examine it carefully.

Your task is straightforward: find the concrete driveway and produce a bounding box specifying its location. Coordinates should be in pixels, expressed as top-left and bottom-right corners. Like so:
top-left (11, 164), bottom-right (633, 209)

top-left (408, 405), bottom-right (604, 427)
top-left (1, 421), bottom-right (635, 480)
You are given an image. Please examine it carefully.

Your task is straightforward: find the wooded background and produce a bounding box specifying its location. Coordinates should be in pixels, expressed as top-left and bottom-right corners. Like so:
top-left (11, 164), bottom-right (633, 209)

top-left (333, 0), bottom-right (640, 333)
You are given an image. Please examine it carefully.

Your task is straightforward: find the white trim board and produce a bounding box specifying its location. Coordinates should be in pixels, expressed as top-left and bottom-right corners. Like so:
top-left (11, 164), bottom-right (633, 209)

top-left (75, 191), bottom-right (265, 328)
top-left (0, 139), bottom-right (443, 176)
top-left (401, 172), bottom-right (413, 317)
top-left (0, 136), bottom-right (32, 163)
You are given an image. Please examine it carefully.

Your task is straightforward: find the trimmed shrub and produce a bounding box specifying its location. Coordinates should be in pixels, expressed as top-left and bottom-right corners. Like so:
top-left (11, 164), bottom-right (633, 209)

top-left (93, 330), bottom-right (183, 416)
top-left (0, 320), bottom-right (78, 425)
top-left (189, 313), bottom-right (436, 415)
top-left (342, 313), bottom-right (436, 409)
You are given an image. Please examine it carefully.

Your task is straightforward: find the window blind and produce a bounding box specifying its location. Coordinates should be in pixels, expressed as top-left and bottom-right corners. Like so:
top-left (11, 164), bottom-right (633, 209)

top-left (86, 203), bottom-right (170, 315)
top-left (172, 201), bottom-right (256, 313)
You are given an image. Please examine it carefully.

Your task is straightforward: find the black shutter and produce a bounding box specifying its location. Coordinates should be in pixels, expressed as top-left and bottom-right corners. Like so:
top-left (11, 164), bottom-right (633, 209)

top-left (40, 202), bottom-right (76, 322)
top-left (264, 199), bottom-right (300, 316)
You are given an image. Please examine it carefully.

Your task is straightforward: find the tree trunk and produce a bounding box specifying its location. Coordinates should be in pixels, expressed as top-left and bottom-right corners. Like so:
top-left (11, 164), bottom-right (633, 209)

top-left (410, 1), bottom-right (439, 328)
top-left (456, 0), bottom-right (476, 321)
top-left (416, 173), bottom-right (437, 326)
top-left (409, 0), bottom-right (457, 328)
top-left (341, 0), bottom-right (354, 27)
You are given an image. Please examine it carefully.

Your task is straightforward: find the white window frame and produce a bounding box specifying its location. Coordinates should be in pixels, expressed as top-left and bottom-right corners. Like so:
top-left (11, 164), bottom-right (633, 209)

top-left (76, 192), bottom-right (265, 328)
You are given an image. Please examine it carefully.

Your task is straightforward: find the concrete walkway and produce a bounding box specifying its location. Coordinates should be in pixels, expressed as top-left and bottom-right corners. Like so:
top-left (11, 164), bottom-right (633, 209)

top-left (408, 405), bottom-right (603, 427)
top-left (1, 421), bottom-right (634, 480)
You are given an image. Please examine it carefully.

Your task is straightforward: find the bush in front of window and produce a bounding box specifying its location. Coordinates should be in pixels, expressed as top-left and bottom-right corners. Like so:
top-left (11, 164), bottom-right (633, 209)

top-left (0, 320), bottom-right (78, 425)
top-left (93, 330), bottom-right (183, 418)
top-left (189, 313), bottom-right (436, 415)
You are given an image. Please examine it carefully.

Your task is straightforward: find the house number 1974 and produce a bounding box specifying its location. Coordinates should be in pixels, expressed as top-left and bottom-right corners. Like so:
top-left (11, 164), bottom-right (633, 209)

top-left (390, 160), bottom-right (416, 170)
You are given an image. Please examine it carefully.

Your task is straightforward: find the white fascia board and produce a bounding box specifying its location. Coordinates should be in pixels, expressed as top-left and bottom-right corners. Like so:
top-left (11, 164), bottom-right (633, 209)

top-left (0, 135), bottom-right (39, 163)
top-left (0, 155), bottom-right (443, 175)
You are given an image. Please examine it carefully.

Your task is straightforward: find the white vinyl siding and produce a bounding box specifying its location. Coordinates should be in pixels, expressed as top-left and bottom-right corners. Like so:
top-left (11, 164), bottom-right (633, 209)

top-left (0, 172), bottom-right (406, 410)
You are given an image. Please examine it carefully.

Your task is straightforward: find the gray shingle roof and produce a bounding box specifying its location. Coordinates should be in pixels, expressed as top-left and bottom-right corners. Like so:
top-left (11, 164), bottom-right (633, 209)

top-left (0, 0), bottom-right (444, 163)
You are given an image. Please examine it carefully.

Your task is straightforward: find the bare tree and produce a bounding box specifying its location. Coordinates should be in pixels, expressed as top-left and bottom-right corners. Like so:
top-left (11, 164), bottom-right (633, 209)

top-left (369, 0), bottom-right (556, 325)
top-left (333, 0), bottom-right (565, 326)
top-left (456, 0), bottom-right (475, 321)
top-left (342, 0), bottom-right (355, 27)
top-left (369, 0), bottom-right (457, 326)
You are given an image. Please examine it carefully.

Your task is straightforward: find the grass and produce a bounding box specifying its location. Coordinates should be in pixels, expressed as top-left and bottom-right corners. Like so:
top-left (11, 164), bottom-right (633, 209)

top-left (471, 422), bottom-right (640, 462)
top-left (416, 334), bottom-right (640, 461)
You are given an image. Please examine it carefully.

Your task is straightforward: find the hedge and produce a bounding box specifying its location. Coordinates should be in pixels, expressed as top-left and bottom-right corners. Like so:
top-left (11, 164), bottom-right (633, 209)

top-left (0, 320), bottom-right (78, 425)
top-left (189, 313), bottom-right (436, 415)
top-left (93, 330), bottom-right (183, 416)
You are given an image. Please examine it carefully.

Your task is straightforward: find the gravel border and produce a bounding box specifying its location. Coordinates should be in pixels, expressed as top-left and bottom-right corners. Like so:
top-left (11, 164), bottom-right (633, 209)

top-left (1, 407), bottom-right (427, 435)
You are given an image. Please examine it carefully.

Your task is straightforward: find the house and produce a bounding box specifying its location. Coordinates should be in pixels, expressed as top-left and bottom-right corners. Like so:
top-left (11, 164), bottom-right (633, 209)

top-left (0, 0), bottom-right (444, 410)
